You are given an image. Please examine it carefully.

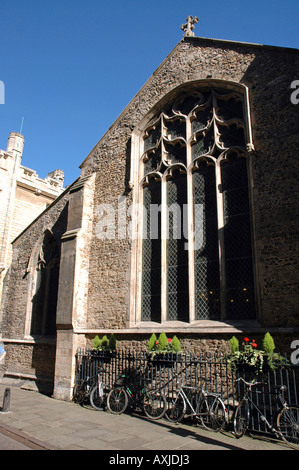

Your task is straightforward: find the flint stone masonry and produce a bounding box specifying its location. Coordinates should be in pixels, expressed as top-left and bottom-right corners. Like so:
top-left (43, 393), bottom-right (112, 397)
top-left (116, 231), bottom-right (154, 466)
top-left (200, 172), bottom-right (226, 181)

top-left (0, 188), bottom-right (70, 391)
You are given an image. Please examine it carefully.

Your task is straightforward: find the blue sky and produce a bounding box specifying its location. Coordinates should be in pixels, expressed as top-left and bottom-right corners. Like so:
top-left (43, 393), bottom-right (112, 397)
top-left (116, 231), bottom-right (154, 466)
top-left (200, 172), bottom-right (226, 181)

top-left (0, 0), bottom-right (298, 186)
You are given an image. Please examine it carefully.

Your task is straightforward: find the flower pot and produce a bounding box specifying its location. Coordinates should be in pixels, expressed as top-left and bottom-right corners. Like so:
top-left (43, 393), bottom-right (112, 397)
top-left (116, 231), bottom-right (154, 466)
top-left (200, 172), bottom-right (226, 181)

top-left (91, 350), bottom-right (116, 363)
top-left (148, 352), bottom-right (179, 367)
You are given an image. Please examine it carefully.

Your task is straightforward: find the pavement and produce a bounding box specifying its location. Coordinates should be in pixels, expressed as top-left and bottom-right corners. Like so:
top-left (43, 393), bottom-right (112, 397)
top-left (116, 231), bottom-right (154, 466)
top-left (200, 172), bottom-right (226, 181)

top-left (0, 384), bottom-right (293, 452)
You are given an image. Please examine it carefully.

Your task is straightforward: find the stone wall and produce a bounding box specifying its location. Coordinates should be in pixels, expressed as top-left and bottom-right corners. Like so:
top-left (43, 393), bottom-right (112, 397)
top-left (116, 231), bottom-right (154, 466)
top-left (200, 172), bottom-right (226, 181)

top-left (84, 331), bottom-right (296, 359)
top-left (0, 189), bottom-right (69, 391)
top-left (241, 47), bottom-right (299, 328)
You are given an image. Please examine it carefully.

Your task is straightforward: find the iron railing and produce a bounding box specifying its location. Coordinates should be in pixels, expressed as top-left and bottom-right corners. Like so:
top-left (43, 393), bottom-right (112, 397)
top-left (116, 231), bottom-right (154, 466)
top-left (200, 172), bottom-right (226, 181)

top-left (74, 349), bottom-right (299, 434)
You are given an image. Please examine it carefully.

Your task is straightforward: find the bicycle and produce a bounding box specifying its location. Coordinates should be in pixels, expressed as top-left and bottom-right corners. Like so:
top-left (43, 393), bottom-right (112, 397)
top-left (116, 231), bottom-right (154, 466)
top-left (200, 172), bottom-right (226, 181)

top-left (89, 366), bottom-right (111, 411)
top-left (107, 374), bottom-right (167, 420)
top-left (233, 377), bottom-right (299, 450)
top-left (73, 374), bottom-right (94, 406)
top-left (165, 377), bottom-right (228, 432)
top-left (73, 366), bottom-right (110, 411)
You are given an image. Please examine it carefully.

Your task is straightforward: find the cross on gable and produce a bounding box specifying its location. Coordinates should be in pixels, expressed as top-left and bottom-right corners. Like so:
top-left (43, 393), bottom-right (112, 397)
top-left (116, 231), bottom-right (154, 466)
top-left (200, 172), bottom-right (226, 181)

top-left (180, 16), bottom-right (199, 37)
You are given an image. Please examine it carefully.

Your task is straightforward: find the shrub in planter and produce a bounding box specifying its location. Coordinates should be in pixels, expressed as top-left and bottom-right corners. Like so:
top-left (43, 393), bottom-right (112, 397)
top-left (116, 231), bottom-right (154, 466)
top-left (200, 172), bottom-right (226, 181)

top-left (93, 334), bottom-right (117, 352)
top-left (109, 333), bottom-right (117, 351)
top-left (148, 332), bottom-right (181, 362)
top-left (148, 333), bottom-right (158, 352)
top-left (157, 331), bottom-right (169, 352)
top-left (93, 335), bottom-right (101, 350)
top-left (262, 332), bottom-right (275, 355)
top-left (229, 336), bottom-right (239, 353)
top-left (92, 334), bottom-right (117, 362)
top-left (227, 332), bottom-right (287, 375)
top-left (171, 335), bottom-right (181, 353)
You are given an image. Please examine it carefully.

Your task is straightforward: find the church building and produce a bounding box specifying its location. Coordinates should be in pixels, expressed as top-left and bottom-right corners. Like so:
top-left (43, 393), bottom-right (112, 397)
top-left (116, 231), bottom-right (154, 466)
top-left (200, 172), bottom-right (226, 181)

top-left (0, 18), bottom-right (298, 400)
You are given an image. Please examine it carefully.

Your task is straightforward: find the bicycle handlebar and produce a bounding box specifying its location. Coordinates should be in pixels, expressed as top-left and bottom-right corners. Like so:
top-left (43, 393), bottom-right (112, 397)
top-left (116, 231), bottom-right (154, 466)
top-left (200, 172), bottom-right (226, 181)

top-left (235, 377), bottom-right (267, 388)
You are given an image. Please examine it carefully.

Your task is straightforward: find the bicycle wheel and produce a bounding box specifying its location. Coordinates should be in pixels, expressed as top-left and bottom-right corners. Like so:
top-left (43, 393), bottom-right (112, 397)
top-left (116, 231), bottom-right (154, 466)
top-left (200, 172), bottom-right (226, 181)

top-left (90, 384), bottom-right (105, 411)
top-left (107, 387), bottom-right (128, 414)
top-left (198, 394), bottom-right (227, 432)
top-left (143, 390), bottom-right (167, 420)
top-left (276, 405), bottom-right (299, 450)
top-left (73, 380), bottom-right (88, 406)
top-left (165, 392), bottom-right (186, 423)
top-left (233, 399), bottom-right (249, 438)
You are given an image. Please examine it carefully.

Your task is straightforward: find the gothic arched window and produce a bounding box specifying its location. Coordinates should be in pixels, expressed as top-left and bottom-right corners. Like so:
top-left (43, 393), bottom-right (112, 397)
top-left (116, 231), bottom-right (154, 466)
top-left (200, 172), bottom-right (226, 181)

top-left (30, 231), bottom-right (60, 335)
top-left (131, 82), bottom-right (256, 324)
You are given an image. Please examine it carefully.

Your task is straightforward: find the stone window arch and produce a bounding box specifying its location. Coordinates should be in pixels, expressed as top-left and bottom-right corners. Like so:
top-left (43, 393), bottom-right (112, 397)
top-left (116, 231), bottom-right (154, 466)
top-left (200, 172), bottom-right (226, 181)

top-left (129, 80), bottom-right (256, 325)
top-left (26, 230), bottom-right (60, 336)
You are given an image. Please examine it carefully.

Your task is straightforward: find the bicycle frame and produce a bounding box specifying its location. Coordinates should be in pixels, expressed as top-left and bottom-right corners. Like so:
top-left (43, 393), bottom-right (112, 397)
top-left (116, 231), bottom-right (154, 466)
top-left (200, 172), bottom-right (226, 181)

top-left (124, 383), bottom-right (150, 407)
top-left (74, 374), bottom-right (96, 402)
top-left (174, 382), bottom-right (227, 421)
top-left (236, 379), bottom-right (288, 438)
top-left (176, 384), bottom-right (200, 419)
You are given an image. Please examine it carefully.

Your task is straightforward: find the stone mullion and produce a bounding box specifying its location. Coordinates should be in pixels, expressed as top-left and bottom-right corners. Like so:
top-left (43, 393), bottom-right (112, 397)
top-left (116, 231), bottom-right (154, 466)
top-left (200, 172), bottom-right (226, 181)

top-left (215, 161), bottom-right (227, 320)
top-left (160, 115), bottom-right (167, 323)
top-left (211, 93), bottom-right (227, 320)
top-left (186, 114), bottom-right (195, 323)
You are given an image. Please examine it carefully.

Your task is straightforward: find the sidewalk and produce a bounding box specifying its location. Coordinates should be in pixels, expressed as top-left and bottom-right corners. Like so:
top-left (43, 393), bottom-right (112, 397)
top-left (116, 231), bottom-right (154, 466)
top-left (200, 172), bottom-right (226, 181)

top-left (0, 384), bottom-right (291, 451)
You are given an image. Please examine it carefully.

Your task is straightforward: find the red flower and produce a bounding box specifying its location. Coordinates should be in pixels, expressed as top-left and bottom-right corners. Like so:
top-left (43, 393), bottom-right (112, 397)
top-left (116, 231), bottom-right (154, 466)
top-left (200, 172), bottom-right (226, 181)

top-left (244, 337), bottom-right (250, 342)
top-left (168, 338), bottom-right (172, 343)
top-left (252, 342), bottom-right (257, 348)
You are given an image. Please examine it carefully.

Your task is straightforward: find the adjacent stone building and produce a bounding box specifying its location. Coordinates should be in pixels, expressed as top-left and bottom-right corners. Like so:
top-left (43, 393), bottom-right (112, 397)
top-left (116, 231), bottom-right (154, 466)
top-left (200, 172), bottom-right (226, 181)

top-left (0, 132), bottom-right (64, 303)
top-left (0, 23), bottom-right (298, 400)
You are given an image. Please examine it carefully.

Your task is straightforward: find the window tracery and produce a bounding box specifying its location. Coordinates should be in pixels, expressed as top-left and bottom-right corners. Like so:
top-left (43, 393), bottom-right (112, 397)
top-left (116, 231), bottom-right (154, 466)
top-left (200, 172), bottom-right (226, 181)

top-left (133, 83), bottom-right (256, 324)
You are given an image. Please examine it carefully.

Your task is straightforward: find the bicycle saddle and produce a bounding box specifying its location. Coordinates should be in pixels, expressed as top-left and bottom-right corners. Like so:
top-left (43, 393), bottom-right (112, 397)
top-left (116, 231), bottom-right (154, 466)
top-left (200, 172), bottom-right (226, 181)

top-left (273, 385), bottom-right (287, 392)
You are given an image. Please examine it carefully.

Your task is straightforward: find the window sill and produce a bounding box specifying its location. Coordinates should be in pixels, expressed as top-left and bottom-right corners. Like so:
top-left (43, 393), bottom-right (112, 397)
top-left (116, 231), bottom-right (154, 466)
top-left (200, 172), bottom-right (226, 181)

top-left (129, 319), bottom-right (262, 334)
top-left (69, 323), bottom-right (299, 335)
top-left (2, 336), bottom-right (57, 345)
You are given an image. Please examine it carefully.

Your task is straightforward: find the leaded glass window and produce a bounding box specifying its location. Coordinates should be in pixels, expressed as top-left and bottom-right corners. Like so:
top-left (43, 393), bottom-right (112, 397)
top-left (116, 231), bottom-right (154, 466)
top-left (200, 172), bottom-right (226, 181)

top-left (166, 169), bottom-right (189, 321)
top-left (193, 161), bottom-right (220, 320)
top-left (141, 176), bottom-right (161, 322)
top-left (138, 84), bottom-right (255, 323)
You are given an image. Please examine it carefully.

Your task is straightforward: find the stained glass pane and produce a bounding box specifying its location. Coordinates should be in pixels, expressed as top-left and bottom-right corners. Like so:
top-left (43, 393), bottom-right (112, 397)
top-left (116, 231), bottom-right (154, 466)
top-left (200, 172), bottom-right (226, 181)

top-left (218, 123), bottom-right (245, 148)
top-left (191, 130), bottom-right (214, 160)
top-left (222, 157), bottom-right (255, 319)
top-left (143, 121), bottom-right (161, 152)
top-left (164, 141), bottom-right (186, 165)
top-left (143, 147), bottom-right (162, 175)
top-left (166, 170), bottom-right (189, 321)
top-left (141, 178), bottom-right (162, 322)
top-left (164, 115), bottom-right (186, 140)
top-left (193, 162), bottom-right (220, 320)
